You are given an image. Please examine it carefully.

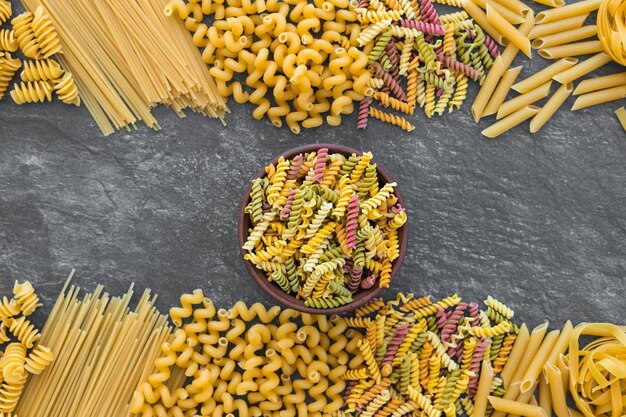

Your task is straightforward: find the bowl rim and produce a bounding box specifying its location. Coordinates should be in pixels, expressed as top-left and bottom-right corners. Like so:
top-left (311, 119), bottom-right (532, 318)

top-left (238, 143), bottom-right (409, 314)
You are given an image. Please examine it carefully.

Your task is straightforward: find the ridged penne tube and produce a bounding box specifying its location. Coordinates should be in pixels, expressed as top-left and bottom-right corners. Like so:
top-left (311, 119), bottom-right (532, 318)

top-left (531, 25), bottom-right (597, 49)
top-left (571, 85), bottom-right (626, 110)
top-left (482, 105), bottom-right (539, 138)
top-left (529, 82), bottom-right (572, 133)
top-left (552, 52), bottom-right (612, 84)
top-left (528, 15), bottom-right (588, 40)
top-left (573, 72), bottom-right (626, 95)
top-left (500, 15), bottom-right (536, 67)
top-left (531, 0), bottom-right (563, 7)
top-left (488, 397), bottom-right (548, 417)
top-left (472, 55), bottom-right (505, 121)
top-left (538, 40), bottom-right (603, 59)
top-left (488, 0), bottom-right (531, 16)
top-left (497, 81), bottom-right (551, 120)
top-left (535, 0), bottom-right (601, 24)
top-left (483, 65), bottom-right (522, 116)
top-left (486, 5), bottom-right (531, 57)
top-left (462, 0), bottom-right (504, 44)
top-left (512, 58), bottom-right (577, 93)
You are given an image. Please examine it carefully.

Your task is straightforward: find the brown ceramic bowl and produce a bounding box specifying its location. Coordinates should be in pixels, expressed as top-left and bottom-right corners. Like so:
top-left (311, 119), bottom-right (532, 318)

top-left (238, 144), bottom-right (408, 314)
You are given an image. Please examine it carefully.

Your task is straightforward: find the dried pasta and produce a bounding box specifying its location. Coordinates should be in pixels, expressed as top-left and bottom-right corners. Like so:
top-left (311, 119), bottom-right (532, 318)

top-left (132, 293), bottom-right (361, 417)
top-left (0, 280), bottom-right (52, 416)
top-left (242, 148), bottom-right (406, 308)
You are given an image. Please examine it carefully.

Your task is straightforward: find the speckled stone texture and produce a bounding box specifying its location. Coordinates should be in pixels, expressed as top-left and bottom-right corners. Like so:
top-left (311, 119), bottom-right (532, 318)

top-left (0, 1), bottom-right (625, 330)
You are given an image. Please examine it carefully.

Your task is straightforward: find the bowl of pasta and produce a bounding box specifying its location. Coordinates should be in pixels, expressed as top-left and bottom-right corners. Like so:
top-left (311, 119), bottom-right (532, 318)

top-left (238, 144), bottom-right (408, 314)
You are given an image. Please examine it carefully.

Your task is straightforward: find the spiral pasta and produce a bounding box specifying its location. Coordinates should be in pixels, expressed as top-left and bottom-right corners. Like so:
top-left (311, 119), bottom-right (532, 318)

top-left (242, 148), bottom-right (405, 307)
top-left (345, 292), bottom-right (520, 417)
top-left (54, 72), bottom-right (81, 106)
top-left (31, 6), bottom-right (62, 58)
top-left (0, 0), bottom-right (10, 24)
top-left (0, 29), bottom-right (17, 52)
top-left (10, 80), bottom-right (53, 104)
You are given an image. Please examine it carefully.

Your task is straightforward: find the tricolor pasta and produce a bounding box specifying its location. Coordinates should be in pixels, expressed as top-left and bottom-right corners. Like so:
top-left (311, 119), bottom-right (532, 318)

top-left (242, 147), bottom-right (406, 309)
top-left (343, 293), bottom-right (520, 417)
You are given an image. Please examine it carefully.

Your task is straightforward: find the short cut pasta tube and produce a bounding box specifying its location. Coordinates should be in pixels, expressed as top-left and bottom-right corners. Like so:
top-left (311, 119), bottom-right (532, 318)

top-left (501, 323), bottom-right (530, 387)
top-left (538, 40), bottom-right (603, 59)
top-left (519, 329), bottom-right (560, 393)
top-left (528, 15), bottom-right (588, 40)
top-left (482, 106), bottom-right (540, 138)
top-left (513, 58), bottom-right (577, 93)
top-left (492, 323), bottom-right (549, 417)
top-left (532, 25), bottom-right (597, 49)
top-left (552, 52), bottom-right (612, 84)
top-left (538, 378), bottom-right (552, 417)
top-left (472, 361), bottom-right (495, 417)
top-left (531, 0), bottom-right (564, 8)
top-left (490, 0), bottom-right (531, 16)
top-left (535, 0), bottom-right (602, 24)
top-left (529, 82), bottom-right (573, 133)
top-left (484, 66), bottom-right (523, 116)
top-left (487, 4), bottom-right (532, 57)
top-left (501, 14), bottom-right (536, 67)
top-left (489, 397), bottom-right (548, 417)
top-left (475, 0), bottom-right (525, 24)
top-left (571, 85), bottom-right (626, 110)
top-left (462, 0), bottom-right (505, 44)
top-left (574, 72), bottom-right (626, 95)
top-left (497, 81), bottom-right (552, 119)
top-left (545, 364), bottom-right (569, 417)
top-left (472, 56), bottom-right (505, 121)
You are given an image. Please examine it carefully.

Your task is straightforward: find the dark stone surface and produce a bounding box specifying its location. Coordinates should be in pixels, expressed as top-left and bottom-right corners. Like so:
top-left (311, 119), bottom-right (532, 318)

top-left (0, 1), bottom-right (625, 330)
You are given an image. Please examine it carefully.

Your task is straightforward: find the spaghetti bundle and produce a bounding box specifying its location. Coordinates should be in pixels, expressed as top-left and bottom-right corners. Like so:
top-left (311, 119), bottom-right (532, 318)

top-left (15, 271), bottom-right (172, 417)
top-left (19, 0), bottom-right (226, 135)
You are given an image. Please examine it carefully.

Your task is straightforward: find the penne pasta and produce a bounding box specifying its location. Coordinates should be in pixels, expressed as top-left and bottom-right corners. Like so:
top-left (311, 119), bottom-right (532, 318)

top-left (488, 396), bottom-right (548, 417)
top-left (615, 107), bottom-right (626, 131)
top-left (497, 81), bottom-right (551, 119)
top-left (538, 40), bottom-right (604, 59)
top-left (490, 0), bottom-right (532, 16)
top-left (519, 329), bottom-right (560, 393)
top-left (553, 52), bottom-right (612, 84)
top-left (484, 66), bottom-right (523, 116)
top-left (472, 361), bottom-right (494, 417)
top-left (472, 56), bottom-right (506, 121)
top-left (501, 14), bottom-right (536, 67)
top-left (543, 320), bottom-right (573, 373)
top-left (538, 378), bottom-right (552, 417)
top-left (535, 0), bottom-right (602, 24)
top-left (462, 0), bottom-right (505, 44)
top-left (479, 0), bottom-right (526, 24)
top-left (573, 72), bottom-right (626, 95)
top-left (487, 4), bottom-right (532, 57)
top-left (529, 82), bottom-right (573, 133)
top-left (532, 25), bottom-right (597, 49)
top-left (528, 15), bottom-right (589, 40)
top-left (545, 364), bottom-right (569, 417)
top-left (492, 323), bottom-right (549, 417)
top-left (532, 0), bottom-right (564, 8)
top-left (501, 323), bottom-right (530, 387)
top-left (513, 58), bottom-right (577, 93)
top-left (482, 105), bottom-right (540, 138)
top-left (571, 85), bottom-right (626, 110)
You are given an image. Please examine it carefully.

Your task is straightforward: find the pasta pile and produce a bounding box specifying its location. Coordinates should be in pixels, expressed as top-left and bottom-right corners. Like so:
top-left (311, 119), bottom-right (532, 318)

top-left (343, 293), bottom-right (520, 417)
top-left (18, 0), bottom-right (226, 136)
top-left (0, 280), bottom-right (52, 416)
top-left (242, 148), bottom-right (406, 309)
top-left (353, 0), bottom-right (501, 131)
top-left (16, 271), bottom-right (172, 417)
top-left (487, 321), bottom-right (626, 417)
top-left (163, 0), bottom-right (372, 134)
top-left (472, 0), bottom-right (626, 136)
top-left (131, 290), bottom-right (361, 417)
top-left (0, 4), bottom-right (79, 104)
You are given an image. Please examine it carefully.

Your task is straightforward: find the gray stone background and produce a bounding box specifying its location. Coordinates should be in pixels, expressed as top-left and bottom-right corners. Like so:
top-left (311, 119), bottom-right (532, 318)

top-left (0, 0), bottom-right (624, 330)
